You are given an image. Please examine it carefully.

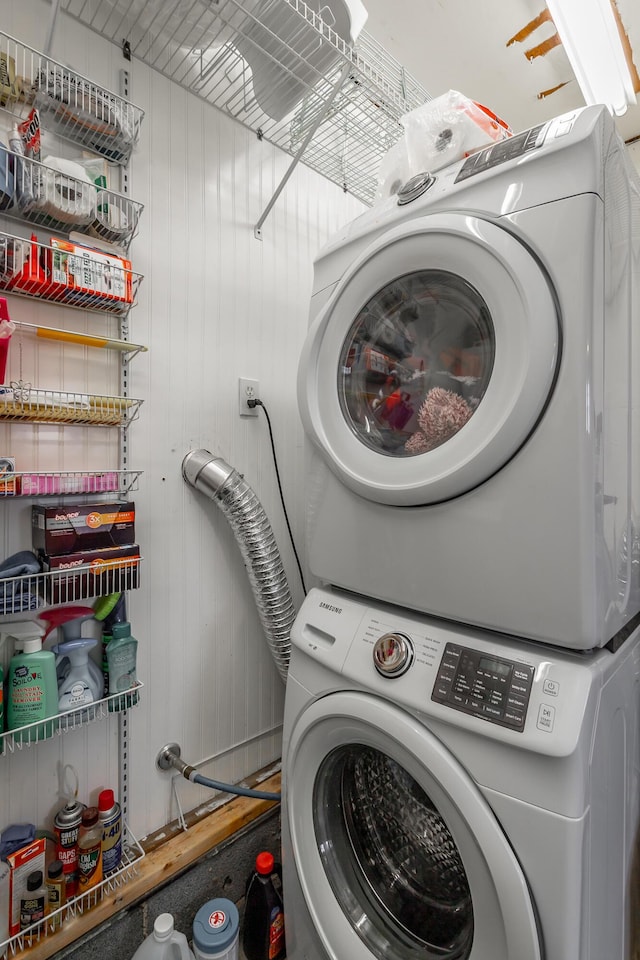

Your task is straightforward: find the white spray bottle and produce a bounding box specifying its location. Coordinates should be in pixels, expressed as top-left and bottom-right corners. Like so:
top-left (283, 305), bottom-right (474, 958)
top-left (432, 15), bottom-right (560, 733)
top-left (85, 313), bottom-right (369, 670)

top-left (52, 637), bottom-right (103, 711)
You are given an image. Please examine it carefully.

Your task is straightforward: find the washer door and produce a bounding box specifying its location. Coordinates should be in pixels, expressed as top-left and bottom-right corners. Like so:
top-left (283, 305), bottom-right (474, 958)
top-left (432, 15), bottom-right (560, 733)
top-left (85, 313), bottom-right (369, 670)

top-left (298, 214), bottom-right (559, 505)
top-left (286, 692), bottom-right (542, 960)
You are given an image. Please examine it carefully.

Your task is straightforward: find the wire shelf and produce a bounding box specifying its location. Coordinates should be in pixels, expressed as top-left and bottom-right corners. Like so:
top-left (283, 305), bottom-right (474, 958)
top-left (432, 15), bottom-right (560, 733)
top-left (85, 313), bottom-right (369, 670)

top-left (0, 230), bottom-right (142, 317)
top-left (0, 469), bottom-right (142, 497)
top-left (0, 150), bottom-right (144, 249)
top-left (14, 320), bottom-right (148, 357)
top-left (1, 824), bottom-right (145, 955)
top-left (0, 682), bottom-right (144, 753)
top-left (0, 31), bottom-right (145, 164)
top-left (0, 551), bottom-right (141, 614)
top-left (0, 385), bottom-right (142, 427)
top-left (59, 0), bottom-right (431, 205)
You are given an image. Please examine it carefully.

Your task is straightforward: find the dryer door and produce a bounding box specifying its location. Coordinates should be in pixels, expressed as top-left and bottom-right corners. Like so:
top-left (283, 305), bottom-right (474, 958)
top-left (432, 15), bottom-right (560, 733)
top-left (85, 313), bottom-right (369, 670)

top-left (298, 213), bottom-right (559, 505)
top-left (286, 691), bottom-right (542, 960)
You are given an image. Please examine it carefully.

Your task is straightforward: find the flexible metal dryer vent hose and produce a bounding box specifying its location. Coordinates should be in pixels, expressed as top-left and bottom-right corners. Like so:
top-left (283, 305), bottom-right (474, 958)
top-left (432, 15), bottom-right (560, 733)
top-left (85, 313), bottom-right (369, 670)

top-left (182, 449), bottom-right (294, 684)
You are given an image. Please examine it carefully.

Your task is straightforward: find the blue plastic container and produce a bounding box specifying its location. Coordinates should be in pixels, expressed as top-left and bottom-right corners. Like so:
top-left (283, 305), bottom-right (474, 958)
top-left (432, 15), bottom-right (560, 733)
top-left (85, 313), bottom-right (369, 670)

top-left (192, 898), bottom-right (239, 960)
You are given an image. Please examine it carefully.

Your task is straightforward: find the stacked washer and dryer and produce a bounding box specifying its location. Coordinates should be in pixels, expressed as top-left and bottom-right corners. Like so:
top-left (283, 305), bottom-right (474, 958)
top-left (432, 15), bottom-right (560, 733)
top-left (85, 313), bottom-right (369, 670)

top-left (282, 105), bottom-right (640, 960)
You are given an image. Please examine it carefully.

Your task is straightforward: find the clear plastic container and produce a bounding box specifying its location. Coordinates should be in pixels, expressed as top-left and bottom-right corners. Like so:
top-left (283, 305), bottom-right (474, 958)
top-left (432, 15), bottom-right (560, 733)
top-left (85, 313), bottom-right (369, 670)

top-left (131, 914), bottom-right (195, 960)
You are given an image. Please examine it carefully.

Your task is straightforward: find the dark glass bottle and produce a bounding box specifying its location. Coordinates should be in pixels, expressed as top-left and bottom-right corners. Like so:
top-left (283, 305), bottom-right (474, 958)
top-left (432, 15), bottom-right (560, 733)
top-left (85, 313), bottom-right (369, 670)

top-left (242, 852), bottom-right (285, 960)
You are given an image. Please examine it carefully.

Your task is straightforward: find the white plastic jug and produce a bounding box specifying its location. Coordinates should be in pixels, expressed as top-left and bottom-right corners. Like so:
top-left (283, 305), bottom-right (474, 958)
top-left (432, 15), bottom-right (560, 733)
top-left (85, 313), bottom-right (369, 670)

top-left (131, 914), bottom-right (195, 960)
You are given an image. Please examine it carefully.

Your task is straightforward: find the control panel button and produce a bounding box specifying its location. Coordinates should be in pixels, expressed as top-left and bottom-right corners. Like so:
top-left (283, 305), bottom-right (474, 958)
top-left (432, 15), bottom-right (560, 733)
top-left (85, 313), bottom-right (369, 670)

top-left (373, 632), bottom-right (414, 678)
top-left (537, 704), bottom-right (555, 732)
top-left (543, 679), bottom-right (559, 697)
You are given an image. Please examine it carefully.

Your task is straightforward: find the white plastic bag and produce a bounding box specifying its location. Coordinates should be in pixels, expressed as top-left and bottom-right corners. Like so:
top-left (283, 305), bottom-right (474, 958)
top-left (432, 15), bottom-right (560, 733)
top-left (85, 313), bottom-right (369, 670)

top-left (402, 91), bottom-right (511, 173)
top-left (376, 90), bottom-right (512, 201)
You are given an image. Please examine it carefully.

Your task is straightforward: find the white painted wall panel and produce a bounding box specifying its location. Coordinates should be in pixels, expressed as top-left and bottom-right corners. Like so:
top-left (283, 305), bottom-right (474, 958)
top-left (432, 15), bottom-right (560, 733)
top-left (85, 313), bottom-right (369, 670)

top-left (0, 0), bottom-right (365, 840)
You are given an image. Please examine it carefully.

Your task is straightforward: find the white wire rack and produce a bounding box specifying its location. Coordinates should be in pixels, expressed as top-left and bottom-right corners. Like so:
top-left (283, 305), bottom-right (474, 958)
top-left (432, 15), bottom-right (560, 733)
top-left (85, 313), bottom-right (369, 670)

top-left (0, 551), bottom-right (141, 612)
top-left (0, 468), bottom-right (142, 497)
top-left (0, 682), bottom-right (143, 753)
top-left (58, 0), bottom-right (431, 205)
top-left (0, 385), bottom-right (142, 426)
top-left (0, 230), bottom-right (142, 315)
top-left (1, 823), bottom-right (145, 956)
top-left (0, 150), bottom-right (144, 249)
top-left (0, 31), bottom-right (145, 164)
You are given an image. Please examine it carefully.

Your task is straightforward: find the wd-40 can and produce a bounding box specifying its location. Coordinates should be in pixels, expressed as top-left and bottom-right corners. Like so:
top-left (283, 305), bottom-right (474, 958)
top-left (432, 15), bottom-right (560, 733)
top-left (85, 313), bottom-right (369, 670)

top-left (98, 789), bottom-right (122, 874)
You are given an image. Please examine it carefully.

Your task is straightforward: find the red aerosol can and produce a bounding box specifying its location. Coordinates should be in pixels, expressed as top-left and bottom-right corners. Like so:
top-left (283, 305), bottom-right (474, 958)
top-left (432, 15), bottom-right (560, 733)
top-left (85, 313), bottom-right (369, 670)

top-left (53, 800), bottom-right (85, 899)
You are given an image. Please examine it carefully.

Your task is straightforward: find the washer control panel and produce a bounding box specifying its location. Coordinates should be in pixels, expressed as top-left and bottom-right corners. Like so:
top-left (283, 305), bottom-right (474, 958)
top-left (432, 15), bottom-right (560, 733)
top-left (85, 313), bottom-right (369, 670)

top-left (431, 642), bottom-right (534, 731)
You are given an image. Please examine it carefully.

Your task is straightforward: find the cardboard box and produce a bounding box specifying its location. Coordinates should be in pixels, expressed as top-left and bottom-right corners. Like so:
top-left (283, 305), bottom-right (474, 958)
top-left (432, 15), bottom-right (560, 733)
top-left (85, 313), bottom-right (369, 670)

top-left (32, 501), bottom-right (135, 556)
top-left (49, 238), bottom-right (133, 304)
top-left (0, 53), bottom-right (17, 105)
top-left (41, 544), bottom-right (140, 604)
top-left (0, 457), bottom-right (16, 496)
top-left (5, 837), bottom-right (46, 936)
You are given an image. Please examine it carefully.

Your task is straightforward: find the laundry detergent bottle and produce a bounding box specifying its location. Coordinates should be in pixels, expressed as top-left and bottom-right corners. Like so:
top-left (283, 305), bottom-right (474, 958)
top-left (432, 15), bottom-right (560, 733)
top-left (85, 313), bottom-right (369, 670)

top-left (52, 638), bottom-right (102, 711)
top-left (131, 913), bottom-right (195, 960)
top-left (242, 852), bottom-right (285, 960)
top-left (4, 621), bottom-right (58, 743)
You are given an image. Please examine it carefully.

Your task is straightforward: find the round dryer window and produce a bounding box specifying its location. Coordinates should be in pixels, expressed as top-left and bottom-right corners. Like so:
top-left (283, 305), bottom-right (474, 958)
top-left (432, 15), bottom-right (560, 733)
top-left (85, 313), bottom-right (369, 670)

top-left (298, 213), bottom-right (559, 505)
top-left (338, 270), bottom-right (495, 457)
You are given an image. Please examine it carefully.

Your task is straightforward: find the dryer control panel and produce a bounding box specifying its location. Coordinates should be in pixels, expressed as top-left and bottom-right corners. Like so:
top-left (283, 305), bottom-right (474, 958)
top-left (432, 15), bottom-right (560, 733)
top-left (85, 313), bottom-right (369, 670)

top-left (432, 642), bottom-right (535, 731)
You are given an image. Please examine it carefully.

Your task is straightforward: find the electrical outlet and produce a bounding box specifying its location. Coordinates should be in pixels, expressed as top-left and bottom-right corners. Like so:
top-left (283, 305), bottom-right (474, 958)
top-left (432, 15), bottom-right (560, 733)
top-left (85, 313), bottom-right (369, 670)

top-left (239, 377), bottom-right (259, 417)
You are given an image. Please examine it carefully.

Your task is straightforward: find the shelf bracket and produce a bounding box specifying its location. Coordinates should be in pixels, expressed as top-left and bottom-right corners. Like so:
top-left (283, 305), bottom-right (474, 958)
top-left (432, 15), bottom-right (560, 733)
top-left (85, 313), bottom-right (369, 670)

top-left (254, 60), bottom-right (352, 240)
top-left (44, 0), bottom-right (61, 55)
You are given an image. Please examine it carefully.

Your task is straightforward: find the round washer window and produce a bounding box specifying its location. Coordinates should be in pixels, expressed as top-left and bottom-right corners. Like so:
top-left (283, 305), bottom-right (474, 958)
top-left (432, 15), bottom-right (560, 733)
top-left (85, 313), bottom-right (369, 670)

top-left (314, 744), bottom-right (474, 960)
top-left (338, 270), bottom-right (495, 457)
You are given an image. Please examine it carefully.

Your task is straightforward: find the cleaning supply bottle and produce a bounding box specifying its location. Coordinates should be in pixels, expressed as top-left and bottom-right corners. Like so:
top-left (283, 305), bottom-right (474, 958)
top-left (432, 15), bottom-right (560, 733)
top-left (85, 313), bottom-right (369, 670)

top-left (48, 610), bottom-right (103, 698)
top-left (52, 638), bottom-right (103, 712)
top-left (19, 869), bottom-right (46, 931)
top-left (45, 860), bottom-right (65, 930)
top-left (131, 913), bottom-right (195, 960)
top-left (242, 852), bottom-right (286, 960)
top-left (77, 807), bottom-right (103, 892)
top-left (95, 593), bottom-right (125, 697)
top-left (192, 898), bottom-right (239, 960)
top-left (97, 788), bottom-right (122, 874)
top-left (106, 621), bottom-right (138, 712)
top-left (3, 621), bottom-right (58, 743)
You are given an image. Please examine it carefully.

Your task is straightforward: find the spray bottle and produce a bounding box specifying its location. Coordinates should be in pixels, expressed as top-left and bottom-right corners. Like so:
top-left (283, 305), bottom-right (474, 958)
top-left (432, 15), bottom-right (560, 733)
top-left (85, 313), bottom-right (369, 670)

top-left (94, 594), bottom-right (126, 698)
top-left (52, 638), bottom-right (103, 712)
top-left (1, 621), bottom-right (58, 743)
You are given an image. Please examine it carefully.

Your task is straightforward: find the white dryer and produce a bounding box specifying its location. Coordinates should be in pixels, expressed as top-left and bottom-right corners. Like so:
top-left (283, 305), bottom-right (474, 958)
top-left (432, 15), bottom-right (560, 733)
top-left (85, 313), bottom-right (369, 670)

top-left (282, 587), bottom-right (640, 960)
top-left (297, 105), bottom-right (640, 650)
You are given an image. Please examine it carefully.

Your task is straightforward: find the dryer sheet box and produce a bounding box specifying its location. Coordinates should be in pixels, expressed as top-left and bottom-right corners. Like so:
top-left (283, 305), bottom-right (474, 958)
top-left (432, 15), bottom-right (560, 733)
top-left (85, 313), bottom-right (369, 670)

top-left (40, 544), bottom-right (140, 604)
top-left (32, 501), bottom-right (135, 556)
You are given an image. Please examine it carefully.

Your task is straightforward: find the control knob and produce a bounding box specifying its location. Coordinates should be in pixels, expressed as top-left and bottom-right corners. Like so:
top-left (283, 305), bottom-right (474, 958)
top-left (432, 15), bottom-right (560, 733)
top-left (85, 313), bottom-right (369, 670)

top-left (373, 632), bottom-right (414, 678)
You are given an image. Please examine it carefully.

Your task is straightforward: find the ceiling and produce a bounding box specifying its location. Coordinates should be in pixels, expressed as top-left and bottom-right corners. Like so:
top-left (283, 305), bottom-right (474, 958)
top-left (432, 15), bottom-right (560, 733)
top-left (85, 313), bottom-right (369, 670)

top-left (361, 0), bottom-right (640, 144)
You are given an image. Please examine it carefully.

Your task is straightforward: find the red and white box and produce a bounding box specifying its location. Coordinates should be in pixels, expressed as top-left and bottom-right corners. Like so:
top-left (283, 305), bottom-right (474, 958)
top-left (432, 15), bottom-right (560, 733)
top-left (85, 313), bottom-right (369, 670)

top-left (49, 237), bottom-right (133, 304)
top-left (5, 837), bottom-right (47, 936)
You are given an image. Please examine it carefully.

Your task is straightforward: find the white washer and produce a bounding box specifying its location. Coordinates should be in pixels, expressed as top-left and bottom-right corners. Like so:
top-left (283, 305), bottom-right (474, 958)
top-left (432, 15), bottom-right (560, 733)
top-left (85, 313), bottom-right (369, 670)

top-left (298, 105), bottom-right (640, 650)
top-left (282, 587), bottom-right (640, 960)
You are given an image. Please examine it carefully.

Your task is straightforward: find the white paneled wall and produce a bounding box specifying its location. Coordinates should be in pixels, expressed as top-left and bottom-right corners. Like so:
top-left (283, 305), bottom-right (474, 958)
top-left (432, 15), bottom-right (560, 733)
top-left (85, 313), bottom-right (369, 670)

top-left (1, 0), bottom-right (364, 840)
